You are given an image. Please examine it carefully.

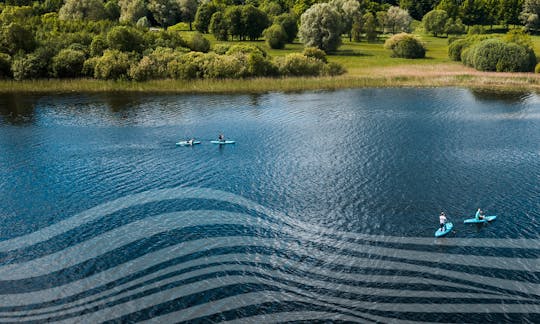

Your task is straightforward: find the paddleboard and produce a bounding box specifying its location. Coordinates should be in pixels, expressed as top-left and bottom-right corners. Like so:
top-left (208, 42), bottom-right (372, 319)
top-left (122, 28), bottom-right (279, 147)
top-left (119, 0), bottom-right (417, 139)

top-left (463, 215), bottom-right (497, 224)
top-left (211, 140), bottom-right (235, 144)
top-left (435, 222), bottom-right (453, 237)
top-left (176, 141), bottom-right (201, 146)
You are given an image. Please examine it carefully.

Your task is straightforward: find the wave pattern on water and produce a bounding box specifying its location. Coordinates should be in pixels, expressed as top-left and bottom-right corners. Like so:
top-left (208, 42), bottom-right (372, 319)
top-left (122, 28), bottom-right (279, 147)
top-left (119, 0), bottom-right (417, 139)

top-left (0, 187), bottom-right (539, 323)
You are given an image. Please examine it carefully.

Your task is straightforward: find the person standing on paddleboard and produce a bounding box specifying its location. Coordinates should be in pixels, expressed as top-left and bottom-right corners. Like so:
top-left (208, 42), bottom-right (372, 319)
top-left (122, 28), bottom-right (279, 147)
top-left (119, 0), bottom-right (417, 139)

top-left (218, 134), bottom-right (225, 142)
top-left (439, 212), bottom-right (447, 231)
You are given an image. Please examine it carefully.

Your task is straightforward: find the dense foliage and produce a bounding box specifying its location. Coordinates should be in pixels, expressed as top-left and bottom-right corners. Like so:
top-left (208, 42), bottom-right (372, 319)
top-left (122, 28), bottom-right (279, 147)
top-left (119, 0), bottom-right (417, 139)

top-left (0, 0), bottom-right (539, 81)
top-left (384, 33), bottom-right (426, 58)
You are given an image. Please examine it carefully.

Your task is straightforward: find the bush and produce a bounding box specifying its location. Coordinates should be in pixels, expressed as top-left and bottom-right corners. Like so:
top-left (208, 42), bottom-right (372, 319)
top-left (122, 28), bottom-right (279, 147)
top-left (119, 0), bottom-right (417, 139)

top-left (448, 38), bottom-right (471, 61)
top-left (136, 16), bottom-right (150, 29)
top-left (106, 26), bottom-right (144, 53)
top-left (384, 33), bottom-right (426, 59)
top-left (188, 32), bottom-right (210, 53)
top-left (204, 54), bottom-right (246, 79)
top-left (52, 49), bottom-right (86, 78)
top-left (468, 25), bottom-right (485, 35)
top-left (82, 57), bottom-right (99, 76)
top-left (225, 45), bottom-right (267, 57)
top-left (90, 34), bottom-right (107, 57)
top-left (264, 24), bottom-right (287, 49)
top-left (147, 30), bottom-right (188, 50)
top-left (12, 54), bottom-right (45, 80)
top-left (322, 62), bottom-right (346, 76)
top-left (213, 44), bottom-right (231, 55)
top-left (274, 13), bottom-right (298, 43)
top-left (129, 47), bottom-right (181, 81)
top-left (245, 52), bottom-right (278, 77)
top-left (302, 47), bottom-right (327, 63)
top-left (275, 53), bottom-right (324, 76)
top-left (168, 51), bottom-right (205, 79)
top-left (94, 49), bottom-right (134, 80)
top-left (0, 53), bottom-right (11, 78)
top-left (536, 63), bottom-right (540, 73)
top-left (464, 39), bottom-right (536, 72)
top-left (0, 23), bottom-right (35, 55)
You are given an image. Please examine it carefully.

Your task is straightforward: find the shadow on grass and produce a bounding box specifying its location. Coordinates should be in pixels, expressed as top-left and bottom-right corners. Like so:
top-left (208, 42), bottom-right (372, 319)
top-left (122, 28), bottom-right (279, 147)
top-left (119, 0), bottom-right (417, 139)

top-left (332, 50), bottom-right (372, 57)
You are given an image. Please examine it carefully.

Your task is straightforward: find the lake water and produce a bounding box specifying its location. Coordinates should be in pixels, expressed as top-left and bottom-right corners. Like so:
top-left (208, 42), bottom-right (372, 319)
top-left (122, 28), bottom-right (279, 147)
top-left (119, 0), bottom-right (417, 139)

top-left (0, 88), bottom-right (538, 322)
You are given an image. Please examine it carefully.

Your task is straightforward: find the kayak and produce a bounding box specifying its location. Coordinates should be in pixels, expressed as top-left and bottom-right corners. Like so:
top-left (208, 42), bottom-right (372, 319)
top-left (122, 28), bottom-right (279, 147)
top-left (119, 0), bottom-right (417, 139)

top-left (463, 215), bottom-right (497, 224)
top-left (176, 141), bottom-right (201, 146)
top-left (210, 140), bottom-right (235, 144)
top-left (435, 222), bottom-right (453, 237)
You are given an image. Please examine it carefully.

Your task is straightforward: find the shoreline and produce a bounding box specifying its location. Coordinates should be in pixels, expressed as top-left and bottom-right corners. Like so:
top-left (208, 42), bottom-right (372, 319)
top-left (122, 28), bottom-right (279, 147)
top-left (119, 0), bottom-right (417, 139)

top-left (0, 67), bottom-right (539, 94)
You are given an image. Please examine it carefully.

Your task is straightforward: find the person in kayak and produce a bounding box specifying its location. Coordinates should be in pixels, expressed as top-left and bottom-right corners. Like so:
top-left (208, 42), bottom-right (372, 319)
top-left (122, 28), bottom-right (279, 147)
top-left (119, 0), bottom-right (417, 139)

top-left (475, 208), bottom-right (485, 220)
top-left (218, 134), bottom-right (225, 142)
top-left (439, 212), bottom-right (448, 231)
top-left (187, 138), bottom-right (194, 145)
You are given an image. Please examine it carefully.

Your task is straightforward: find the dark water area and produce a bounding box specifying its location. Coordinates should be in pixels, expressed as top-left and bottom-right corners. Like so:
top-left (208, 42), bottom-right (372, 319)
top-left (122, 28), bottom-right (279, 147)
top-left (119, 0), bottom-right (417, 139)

top-left (0, 88), bottom-right (538, 322)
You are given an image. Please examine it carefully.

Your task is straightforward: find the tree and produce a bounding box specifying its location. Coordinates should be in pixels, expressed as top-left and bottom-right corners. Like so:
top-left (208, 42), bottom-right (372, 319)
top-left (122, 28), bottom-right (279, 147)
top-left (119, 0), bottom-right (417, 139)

top-left (385, 6), bottom-right (412, 34)
top-left (299, 3), bottom-right (344, 52)
top-left (422, 9), bottom-right (448, 37)
top-left (329, 0), bottom-right (361, 40)
top-left (58, 0), bottom-right (106, 21)
top-left (148, 0), bottom-right (180, 28)
top-left (119, 0), bottom-right (146, 24)
top-left (107, 26), bottom-right (144, 53)
top-left (194, 2), bottom-right (219, 33)
top-left (436, 0), bottom-right (460, 18)
top-left (52, 49), bottom-right (86, 77)
top-left (242, 5), bottom-right (269, 41)
top-left (521, 0), bottom-right (540, 31)
top-left (178, 0), bottom-right (199, 30)
top-left (363, 12), bottom-right (377, 42)
top-left (460, 0), bottom-right (488, 26)
top-left (225, 6), bottom-right (244, 40)
top-left (264, 24), bottom-right (287, 49)
top-left (351, 14), bottom-right (363, 42)
top-left (274, 13), bottom-right (298, 43)
top-left (90, 34), bottom-right (107, 57)
top-left (444, 17), bottom-right (466, 35)
top-left (0, 23), bottom-right (35, 55)
top-left (499, 0), bottom-right (524, 27)
top-left (399, 0), bottom-right (438, 21)
top-left (210, 12), bottom-right (229, 40)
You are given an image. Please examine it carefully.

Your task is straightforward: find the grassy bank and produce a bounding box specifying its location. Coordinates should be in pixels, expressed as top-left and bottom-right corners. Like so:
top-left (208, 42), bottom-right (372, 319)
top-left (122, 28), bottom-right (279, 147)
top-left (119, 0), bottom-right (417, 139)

top-left (1, 33), bottom-right (540, 94)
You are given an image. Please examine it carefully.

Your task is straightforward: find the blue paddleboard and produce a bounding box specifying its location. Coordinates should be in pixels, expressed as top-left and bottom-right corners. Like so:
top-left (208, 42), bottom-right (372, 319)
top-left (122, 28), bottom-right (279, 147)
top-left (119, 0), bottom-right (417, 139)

top-left (463, 215), bottom-right (497, 224)
top-left (435, 222), bottom-right (453, 237)
top-left (211, 140), bottom-right (235, 144)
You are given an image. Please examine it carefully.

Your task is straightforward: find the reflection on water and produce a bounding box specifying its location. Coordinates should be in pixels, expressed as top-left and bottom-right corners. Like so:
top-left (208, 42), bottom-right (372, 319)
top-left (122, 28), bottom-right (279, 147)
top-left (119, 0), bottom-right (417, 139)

top-left (470, 89), bottom-right (533, 104)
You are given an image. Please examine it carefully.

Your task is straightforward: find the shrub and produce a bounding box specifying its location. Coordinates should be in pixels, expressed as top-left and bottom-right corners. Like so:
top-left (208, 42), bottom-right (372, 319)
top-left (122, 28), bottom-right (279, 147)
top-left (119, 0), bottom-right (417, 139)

top-left (275, 53), bottom-right (324, 76)
top-left (52, 49), bottom-right (86, 78)
top-left (322, 62), bottom-right (346, 76)
top-left (136, 16), bottom-right (150, 29)
top-left (90, 35), bottom-right (107, 57)
top-left (188, 32), bottom-right (210, 53)
top-left (12, 54), bottom-right (45, 80)
top-left (213, 44), bottom-right (231, 55)
top-left (204, 54), bottom-right (246, 78)
top-left (106, 26), bottom-right (144, 53)
top-left (384, 33), bottom-right (426, 59)
top-left (245, 52), bottom-right (278, 77)
top-left (129, 47), bottom-right (181, 80)
top-left (302, 47), bottom-right (327, 63)
top-left (536, 63), bottom-right (540, 73)
top-left (464, 39), bottom-right (536, 72)
top-left (448, 38), bottom-right (471, 61)
top-left (468, 25), bottom-right (485, 35)
top-left (168, 51), bottom-right (205, 79)
top-left (94, 49), bottom-right (134, 80)
top-left (0, 23), bottom-right (35, 55)
top-left (225, 45), bottom-right (267, 57)
top-left (0, 53), bottom-right (11, 78)
top-left (274, 13), bottom-right (298, 43)
top-left (148, 30), bottom-right (188, 50)
top-left (82, 57), bottom-right (99, 76)
top-left (264, 24), bottom-right (287, 49)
